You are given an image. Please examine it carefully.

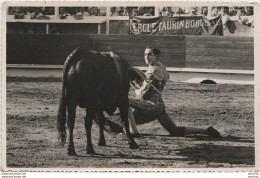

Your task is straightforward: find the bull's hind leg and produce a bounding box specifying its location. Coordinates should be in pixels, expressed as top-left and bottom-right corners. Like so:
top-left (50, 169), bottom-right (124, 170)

top-left (97, 112), bottom-right (106, 146)
top-left (67, 103), bottom-right (77, 156)
top-left (119, 104), bottom-right (139, 149)
top-left (85, 110), bottom-right (95, 154)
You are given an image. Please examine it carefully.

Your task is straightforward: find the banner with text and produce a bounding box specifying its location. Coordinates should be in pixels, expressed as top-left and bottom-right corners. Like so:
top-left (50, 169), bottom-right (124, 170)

top-left (129, 15), bottom-right (223, 35)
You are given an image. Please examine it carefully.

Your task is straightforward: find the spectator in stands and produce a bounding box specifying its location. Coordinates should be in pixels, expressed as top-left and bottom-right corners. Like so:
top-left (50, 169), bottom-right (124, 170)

top-left (220, 6), bottom-right (230, 30)
top-left (89, 7), bottom-right (101, 16)
top-left (161, 7), bottom-right (169, 16)
top-left (26, 7), bottom-right (35, 15)
top-left (39, 7), bottom-right (46, 15)
top-left (143, 8), bottom-right (153, 16)
top-left (118, 7), bottom-right (124, 16)
top-left (111, 7), bottom-right (121, 16)
top-left (47, 7), bottom-right (54, 15)
top-left (12, 7), bottom-right (25, 19)
top-left (76, 7), bottom-right (90, 16)
top-left (175, 8), bottom-right (184, 16)
top-left (216, 7), bottom-right (223, 16)
top-left (59, 7), bottom-right (71, 19)
top-left (201, 7), bottom-right (208, 16)
top-left (111, 7), bottom-right (117, 16)
top-left (13, 7), bottom-right (23, 14)
top-left (37, 8), bottom-right (44, 15)
top-left (190, 7), bottom-right (198, 16)
top-left (122, 7), bottom-right (129, 16)
top-left (211, 7), bottom-right (218, 16)
top-left (237, 6), bottom-right (254, 27)
top-left (219, 6), bottom-right (227, 15)
top-left (167, 7), bottom-right (174, 16)
top-left (138, 7), bottom-right (145, 16)
top-left (236, 7), bottom-right (246, 16)
top-left (228, 7), bottom-right (237, 16)
top-left (45, 7), bottom-right (54, 15)
top-left (132, 8), bottom-right (139, 16)
top-left (124, 7), bottom-right (138, 16)
top-left (245, 6), bottom-right (253, 16)
top-left (11, 7), bottom-right (19, 15)
top-left (8, 7), bottom-right (14, 15)
top-left (29, 8), bottom-right (43, 19)
top-left (22, 7), bottom-right (28, 15)
top-left (161, 7), bottom-right (174, 16)
top-left (99, 7), bottom-right (107, 16)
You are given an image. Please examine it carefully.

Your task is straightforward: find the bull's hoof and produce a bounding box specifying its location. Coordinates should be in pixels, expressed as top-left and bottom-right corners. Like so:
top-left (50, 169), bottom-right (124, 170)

top-left (98, 140), bottom-right (106, 146)
top-left (129, 141), bottom-right (139, 149)
top-left (68, 149), bottom-right (77, 156)
top-left (87, 147), bottom-right (95, 154)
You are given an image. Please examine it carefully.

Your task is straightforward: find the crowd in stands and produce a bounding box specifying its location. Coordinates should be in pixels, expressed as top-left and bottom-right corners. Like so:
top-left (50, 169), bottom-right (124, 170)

top-left (159, 6), bottom-right (253, 17)
top-left (110, 7), bottom-right (155, 16)
top-left (59, 7), bottom-right (106, 18)
top-left (8, 7), bottom-right (54, 19)
top-left (8, 6), bottom-right (107, 19)
top-left (7, 6), bottom-right (253, 19)
top-left (211, 6), bottom-right (253, 16)
top-left (8, 7), bottom-right (55, 16)
top-left (7, 5), bottom-right (254, 34)
top-left (160, 7), bottom-right (207, 16)
top-left (8, 6), bottom-right (156, 18)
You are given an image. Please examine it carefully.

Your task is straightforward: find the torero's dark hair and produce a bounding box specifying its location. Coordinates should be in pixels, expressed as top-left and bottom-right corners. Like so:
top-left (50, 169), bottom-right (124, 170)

top-left (146, 47), bottom-right (160, 56)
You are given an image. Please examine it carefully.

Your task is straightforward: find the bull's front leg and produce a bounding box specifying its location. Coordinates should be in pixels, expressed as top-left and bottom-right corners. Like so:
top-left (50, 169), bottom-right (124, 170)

top-left (97, 112), bottom-right (106, 146)
top-left (67, 103), bottom-right (77, 156)
top-left (85, 111), bottom-right (95, 154)
top-left (119, 103), bottom-right (139, 149)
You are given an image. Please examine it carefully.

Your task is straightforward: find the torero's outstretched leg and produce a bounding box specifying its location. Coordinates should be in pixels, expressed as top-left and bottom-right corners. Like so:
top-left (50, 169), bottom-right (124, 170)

top-left (157, 109), bottom-right (221, 137)
top-left (103, 99), bottom-right (221, 138)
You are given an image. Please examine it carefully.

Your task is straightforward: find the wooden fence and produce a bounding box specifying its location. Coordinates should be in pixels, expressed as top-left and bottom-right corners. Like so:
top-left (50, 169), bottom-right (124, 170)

top-left (6, 34), bottom-right (253, 70)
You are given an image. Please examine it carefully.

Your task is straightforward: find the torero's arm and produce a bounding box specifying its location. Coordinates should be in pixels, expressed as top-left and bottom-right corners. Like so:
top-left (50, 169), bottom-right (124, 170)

top-left (135, 69), bottom-right (158, 99)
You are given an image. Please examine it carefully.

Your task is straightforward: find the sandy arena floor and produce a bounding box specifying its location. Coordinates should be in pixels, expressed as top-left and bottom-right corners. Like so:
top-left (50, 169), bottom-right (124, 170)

top-left (5, 78), bottom-right (255, 169)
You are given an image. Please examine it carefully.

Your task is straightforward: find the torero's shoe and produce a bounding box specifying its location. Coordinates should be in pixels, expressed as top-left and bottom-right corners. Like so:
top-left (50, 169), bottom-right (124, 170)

top-left (207, 126), bottom-right (221, 138)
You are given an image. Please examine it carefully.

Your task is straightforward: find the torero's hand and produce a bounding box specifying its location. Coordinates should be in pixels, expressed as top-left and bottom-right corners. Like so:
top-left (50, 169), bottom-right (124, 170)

top-left (135, 89), bottom-right (142, 97)
top-left (130, 80), bottom-right (141, 90)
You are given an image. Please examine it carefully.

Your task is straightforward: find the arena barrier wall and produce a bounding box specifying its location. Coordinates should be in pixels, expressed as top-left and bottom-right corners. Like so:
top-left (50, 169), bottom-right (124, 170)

top-left (185, 36), bottom-right (254, 70)
top-left (6, 34), bottom-right (254, 84)
top-left (6, 34), bottom-right (186, 67)
top-left (6, 34), bottom-right (253, 70)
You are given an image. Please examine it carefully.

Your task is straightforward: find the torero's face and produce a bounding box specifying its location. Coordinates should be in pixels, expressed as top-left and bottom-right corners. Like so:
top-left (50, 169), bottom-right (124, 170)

top-left (144, 48), bottom-right (157, 66)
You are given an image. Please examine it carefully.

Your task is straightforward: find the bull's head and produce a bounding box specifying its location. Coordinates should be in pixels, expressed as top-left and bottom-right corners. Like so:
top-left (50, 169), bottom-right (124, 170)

top-left (128, 67), bottom-right (145, 90)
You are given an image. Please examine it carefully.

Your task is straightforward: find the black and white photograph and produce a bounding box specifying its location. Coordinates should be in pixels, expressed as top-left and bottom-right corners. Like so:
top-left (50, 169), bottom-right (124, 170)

top-left (1, 0), bottom-right (259, 171)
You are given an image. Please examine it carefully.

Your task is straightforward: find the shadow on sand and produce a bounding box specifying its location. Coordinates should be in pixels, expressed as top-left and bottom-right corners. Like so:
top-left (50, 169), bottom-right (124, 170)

top-left (138, 134), bottom-right (254, 143)
top-left (175, 144), bottom-right (254, 165)
top-left (74, 135), bottom-right (254, 165)
top-left (185, 135), bottom-right (254, 143)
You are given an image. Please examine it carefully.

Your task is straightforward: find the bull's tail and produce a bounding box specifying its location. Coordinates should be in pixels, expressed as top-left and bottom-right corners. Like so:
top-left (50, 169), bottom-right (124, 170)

top-left (57, 76), bottom-right (67, 146)
top-left (57, 47), bottom-right (82, 146)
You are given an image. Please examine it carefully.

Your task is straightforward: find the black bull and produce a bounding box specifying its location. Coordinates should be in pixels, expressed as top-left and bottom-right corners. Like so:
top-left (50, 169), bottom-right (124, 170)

top-left (57, 48), bottom-right (142, 155)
